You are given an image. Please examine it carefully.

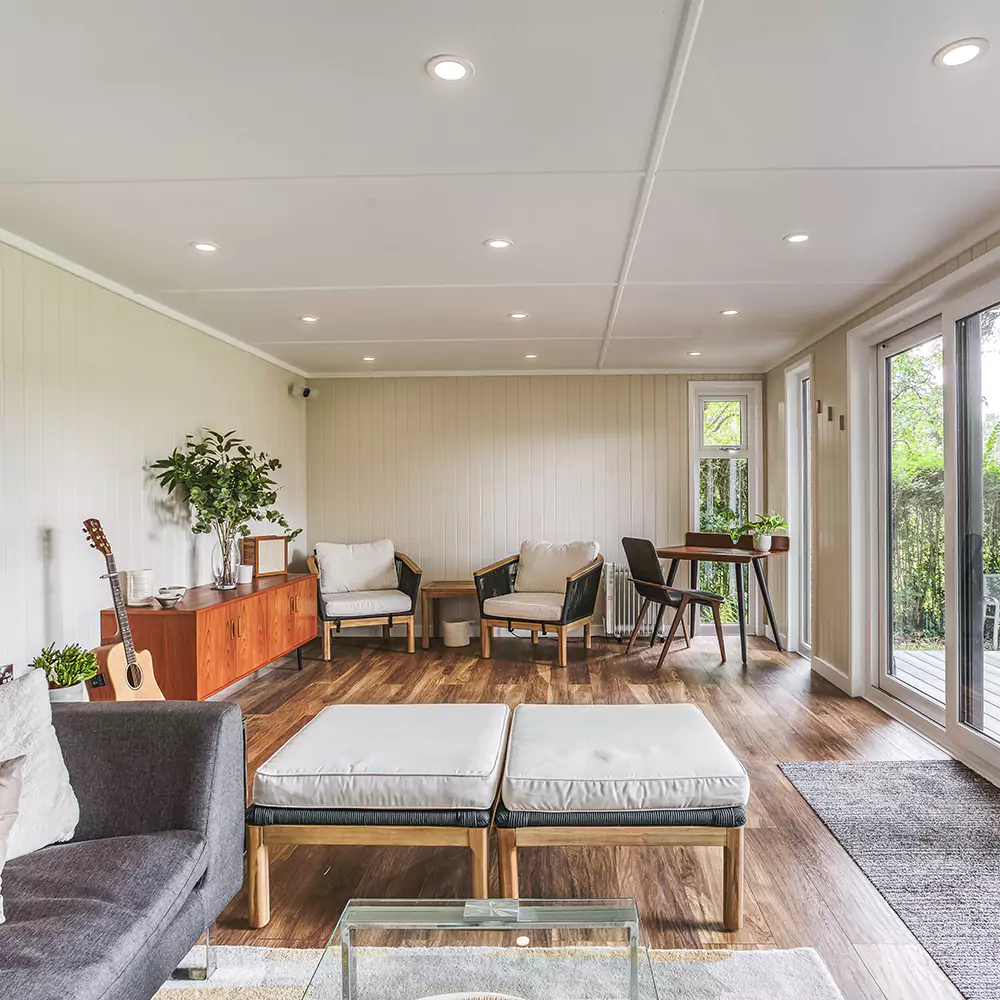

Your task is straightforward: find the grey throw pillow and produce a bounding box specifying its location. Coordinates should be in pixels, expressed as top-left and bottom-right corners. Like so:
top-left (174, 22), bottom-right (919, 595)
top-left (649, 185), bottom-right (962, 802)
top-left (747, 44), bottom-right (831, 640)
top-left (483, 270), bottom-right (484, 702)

top-left (0, 755), bottom-right (25, 924)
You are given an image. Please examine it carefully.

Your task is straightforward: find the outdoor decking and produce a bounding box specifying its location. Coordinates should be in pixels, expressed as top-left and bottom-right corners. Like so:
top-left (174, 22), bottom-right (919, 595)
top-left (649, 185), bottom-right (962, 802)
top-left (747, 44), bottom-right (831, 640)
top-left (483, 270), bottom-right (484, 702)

top-left (893, 647), bottom-right (1000, 737)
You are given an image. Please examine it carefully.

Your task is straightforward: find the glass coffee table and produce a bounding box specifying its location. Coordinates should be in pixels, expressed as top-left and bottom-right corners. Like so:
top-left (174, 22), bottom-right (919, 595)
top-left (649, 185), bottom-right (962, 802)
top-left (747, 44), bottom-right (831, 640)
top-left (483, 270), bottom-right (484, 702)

top-left (305, 898), bottom-right (658, 1000)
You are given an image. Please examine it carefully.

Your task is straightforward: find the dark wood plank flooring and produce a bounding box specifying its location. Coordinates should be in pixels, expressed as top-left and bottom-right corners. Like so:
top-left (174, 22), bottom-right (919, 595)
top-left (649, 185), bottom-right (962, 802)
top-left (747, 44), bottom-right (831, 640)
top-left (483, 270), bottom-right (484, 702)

top-left (217, 633), bottom-right (961, 1000)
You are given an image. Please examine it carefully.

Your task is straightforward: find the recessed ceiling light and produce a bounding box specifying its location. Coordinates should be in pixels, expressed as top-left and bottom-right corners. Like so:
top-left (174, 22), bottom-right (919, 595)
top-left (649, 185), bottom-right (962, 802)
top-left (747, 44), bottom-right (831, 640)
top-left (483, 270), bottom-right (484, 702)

top-left (524, 354), bottom-right (537, 359)
top-left (300, 315), bottom-right (319, 323)
top-left (720, 309), bottom-right (739, 316)
top-left (509, 312), bottom-right (528, 320)
top-left (933, 38), bottom-right (989, 67)
top-left (426, 55), bottom-right (474, 81)
top-left (362, 356), bottom-right (376, 362)
top-left (485, 238), bottom-right (513, 249)
top-left (190, 241), bottom-right (219, 253)
top-left (783, 232), bottom-right (809, 243)
top-left (688, 351), bottom-right (702, 356)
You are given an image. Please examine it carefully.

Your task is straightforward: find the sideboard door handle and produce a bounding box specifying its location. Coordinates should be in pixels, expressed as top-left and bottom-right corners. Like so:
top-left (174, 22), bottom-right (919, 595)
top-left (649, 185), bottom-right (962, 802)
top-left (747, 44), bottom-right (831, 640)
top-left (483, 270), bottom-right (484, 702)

top-left (238, 616), bottom-right (244, 637)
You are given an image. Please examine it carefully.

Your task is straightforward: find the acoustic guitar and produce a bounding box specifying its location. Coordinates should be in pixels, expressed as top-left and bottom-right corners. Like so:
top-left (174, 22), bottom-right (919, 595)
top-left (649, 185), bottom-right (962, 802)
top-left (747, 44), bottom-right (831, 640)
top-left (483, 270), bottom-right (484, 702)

top-left (82, 518), bottom-right (164, 702)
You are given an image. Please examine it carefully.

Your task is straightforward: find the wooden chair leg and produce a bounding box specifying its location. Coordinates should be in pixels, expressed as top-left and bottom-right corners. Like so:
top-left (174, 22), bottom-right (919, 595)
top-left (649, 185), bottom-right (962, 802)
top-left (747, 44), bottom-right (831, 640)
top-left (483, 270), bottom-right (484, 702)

top-left (680, 611), bottom-right (691, 648)
top-left (557, 627), bottom-right (568, 667)
top-left (723, 826), bottom-right (744, 931)
top-left (481, 620), bottom-right (491, 659)
top-left (322, 623), bottom-right (332, 661)
top-left (711, 601), bottom-right (727, 662)
top-left (247, 825), bottom-right (270, 928)
top-left (531, 629), bottom-right (539, 645)
top-left (584, 623), bottom-right (592, 649)
top-left (406, 617), bottom-right (415, 653)
top-left (625, 598), bottom-right (650, 654)
top-left (468, 828), bottom-right (489, 899)
top-left (497, 827), bottom-right (519, 898)
top-left (382, 624), bottom-right (391, 639)
top-left (657, 597), bottom-right (689, 670)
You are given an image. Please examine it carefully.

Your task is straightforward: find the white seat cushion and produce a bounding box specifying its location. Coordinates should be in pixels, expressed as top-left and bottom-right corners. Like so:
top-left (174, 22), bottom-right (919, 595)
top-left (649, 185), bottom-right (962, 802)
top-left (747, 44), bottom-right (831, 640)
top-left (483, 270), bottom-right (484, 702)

top-left (483, 592), bottom-right (564, 622)
top-left (323, 589), bottom-right (411, 618)
top-left (315, 540), bottom-right (397, 593)
top-left (514, 539), bottom-right (599, 594)
top-left (502, 704), bottom-right (749, 812)
top-left (253, 704), bottom-right (511, 810)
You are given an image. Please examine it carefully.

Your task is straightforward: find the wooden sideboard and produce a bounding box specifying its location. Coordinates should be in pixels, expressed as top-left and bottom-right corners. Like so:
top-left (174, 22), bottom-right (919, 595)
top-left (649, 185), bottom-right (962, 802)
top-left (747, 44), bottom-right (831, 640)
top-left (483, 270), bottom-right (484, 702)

top-left (100, 573), bottom-right (317, 701)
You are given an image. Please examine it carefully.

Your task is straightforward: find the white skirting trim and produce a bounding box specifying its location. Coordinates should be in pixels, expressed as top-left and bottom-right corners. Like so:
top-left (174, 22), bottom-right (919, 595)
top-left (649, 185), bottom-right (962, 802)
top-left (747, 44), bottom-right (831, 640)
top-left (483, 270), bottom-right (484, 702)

top-left (811, 655), bottom-right (854, 695)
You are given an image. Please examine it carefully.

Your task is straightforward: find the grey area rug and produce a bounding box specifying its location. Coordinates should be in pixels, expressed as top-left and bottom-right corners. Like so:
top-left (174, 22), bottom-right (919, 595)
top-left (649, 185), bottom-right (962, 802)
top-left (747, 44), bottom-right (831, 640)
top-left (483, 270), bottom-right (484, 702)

top-left (158, 944), bottom-right (845, 999)
top-left (780, 759), bottom-right (1000, 1000)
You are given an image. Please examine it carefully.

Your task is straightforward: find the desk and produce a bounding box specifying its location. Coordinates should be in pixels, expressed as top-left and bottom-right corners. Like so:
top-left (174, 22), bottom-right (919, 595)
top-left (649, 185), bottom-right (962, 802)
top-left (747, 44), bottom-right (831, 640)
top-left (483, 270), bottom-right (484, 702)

top-left (656, 533), bottom-right (787, 665)
top-left (421, 580), bottom-right (478, 649)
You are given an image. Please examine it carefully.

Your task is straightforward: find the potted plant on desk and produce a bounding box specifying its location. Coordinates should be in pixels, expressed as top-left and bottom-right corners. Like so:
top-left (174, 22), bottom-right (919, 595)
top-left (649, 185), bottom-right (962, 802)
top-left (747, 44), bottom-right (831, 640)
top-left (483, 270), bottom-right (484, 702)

top-left (31, 642), bottom-right (99, 702)
top-left (745, 511), bottom-right (788, 552)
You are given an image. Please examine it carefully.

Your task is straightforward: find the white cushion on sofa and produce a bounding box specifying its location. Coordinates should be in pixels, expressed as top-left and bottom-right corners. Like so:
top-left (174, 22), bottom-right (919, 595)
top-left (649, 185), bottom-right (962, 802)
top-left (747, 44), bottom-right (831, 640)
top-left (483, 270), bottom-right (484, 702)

top-left (253, 703), bottom-right (511, 810)
top-left (323, 589), bottom-right (412, 618)
top-left (514, 539), bottom-right (599, 594)
top-left (502, 703), bottom-right (750, 812)
top-left (0, 670), bottom-right (79, 859)
top-left (483, 593), bottom-right (564, 622)
top-left (315, 539), bottom-right (397, 593)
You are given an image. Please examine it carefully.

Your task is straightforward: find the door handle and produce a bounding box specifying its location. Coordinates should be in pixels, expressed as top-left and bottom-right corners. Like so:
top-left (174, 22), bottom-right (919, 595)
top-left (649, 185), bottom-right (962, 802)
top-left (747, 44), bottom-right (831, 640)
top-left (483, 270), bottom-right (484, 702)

top-left (238, 616), bottom-right (244, 637)
top-left (228, 619), bottom-right (235, 639)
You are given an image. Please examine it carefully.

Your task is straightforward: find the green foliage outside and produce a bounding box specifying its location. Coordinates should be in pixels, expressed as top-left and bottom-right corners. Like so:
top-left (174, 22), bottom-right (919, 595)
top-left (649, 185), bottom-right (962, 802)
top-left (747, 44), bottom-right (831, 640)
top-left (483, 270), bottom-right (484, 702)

top-left (699, 457), bottom-right (749, 622)
top-left (702, 400), bottom-right (742, 447)
top-left (31, 642), bottom-right (98, 687)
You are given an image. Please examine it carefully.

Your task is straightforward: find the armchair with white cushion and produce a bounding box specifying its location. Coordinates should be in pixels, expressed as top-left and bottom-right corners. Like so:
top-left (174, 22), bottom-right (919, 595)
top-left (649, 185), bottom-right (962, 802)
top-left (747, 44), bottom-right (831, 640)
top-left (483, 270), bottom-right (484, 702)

top-left (474, 539), bottom-right (603, 667)
top-left (307, 539), bottom-right (422, 659)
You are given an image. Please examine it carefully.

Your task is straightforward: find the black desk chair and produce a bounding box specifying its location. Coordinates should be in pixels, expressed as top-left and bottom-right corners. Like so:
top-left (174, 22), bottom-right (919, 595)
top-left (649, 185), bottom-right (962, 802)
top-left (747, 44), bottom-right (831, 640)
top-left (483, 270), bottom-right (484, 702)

top-left (621, 537), bottom-right (727, 667)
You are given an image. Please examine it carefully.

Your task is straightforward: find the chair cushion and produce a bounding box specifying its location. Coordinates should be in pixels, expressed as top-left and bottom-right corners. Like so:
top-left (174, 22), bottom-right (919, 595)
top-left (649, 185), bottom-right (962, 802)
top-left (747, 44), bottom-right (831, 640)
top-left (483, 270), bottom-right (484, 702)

top-left (315, 540), bottom-right (397, 593)
top-left (323, 589), bottom-right (411, 618)
top-left (483, 593), bottom-right (564, 622)
top-left (514, 539), bottom-right (599, 594)
top-left (253, 704), bottom-right (511, 811)
top-left (0, 830), bottom-right (206, 1000)
top-left (502, 703), bottom-right (750, 812)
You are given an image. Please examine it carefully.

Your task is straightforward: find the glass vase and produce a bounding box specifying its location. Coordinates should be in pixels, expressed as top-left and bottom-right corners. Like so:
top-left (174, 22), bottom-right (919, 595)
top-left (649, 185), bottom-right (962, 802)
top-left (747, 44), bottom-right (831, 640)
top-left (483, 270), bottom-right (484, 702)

top-left (212, 534), bottom-right (241, 590)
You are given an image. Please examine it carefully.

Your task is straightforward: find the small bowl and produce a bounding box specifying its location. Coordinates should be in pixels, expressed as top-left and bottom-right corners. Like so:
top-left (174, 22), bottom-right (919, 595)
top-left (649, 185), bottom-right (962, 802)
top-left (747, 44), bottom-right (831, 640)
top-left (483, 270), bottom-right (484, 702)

top-left (155, 594), bottom-right (183, 609)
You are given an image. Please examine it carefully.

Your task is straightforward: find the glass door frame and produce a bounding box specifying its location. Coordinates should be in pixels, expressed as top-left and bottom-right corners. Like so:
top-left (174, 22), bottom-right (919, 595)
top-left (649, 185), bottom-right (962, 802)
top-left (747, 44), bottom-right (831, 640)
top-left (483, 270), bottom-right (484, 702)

top-left (876, 319), bottom-right (946, 726)
top-left (687, 380), bottom-right (764, 636)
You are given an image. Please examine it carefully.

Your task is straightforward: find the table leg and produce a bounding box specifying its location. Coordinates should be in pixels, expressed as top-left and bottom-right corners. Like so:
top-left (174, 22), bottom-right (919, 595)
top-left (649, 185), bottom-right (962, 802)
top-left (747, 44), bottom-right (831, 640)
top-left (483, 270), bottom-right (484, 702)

top-left (752, 557), bottom-right (783, 651)
top-left (735, 565), bottom-right (748, 665)
top-left (649, 603), bottom-right (666, 647)
top-left (665, 558), bottom-right (679, 587)
top-left (422, 591), bottom-right (430, 649)
top-left (689, 560), bottom-right (699, 635)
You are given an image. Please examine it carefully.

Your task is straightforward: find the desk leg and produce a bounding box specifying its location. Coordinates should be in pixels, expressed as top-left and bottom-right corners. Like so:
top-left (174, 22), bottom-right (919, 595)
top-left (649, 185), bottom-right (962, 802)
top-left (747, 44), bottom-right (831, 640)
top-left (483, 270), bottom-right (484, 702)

top-left (422, 591), bottom-right (430, 649)
top-left (689, 560), bottom-right (699, 635)
top-left (666, 559), bottom-right (679, 587)
top-left (752, 558), bottom-right (783, 651)
top-left (736, 566), bottom-right (748, 665)
top-left (649, 603), bottom-right (666, 647)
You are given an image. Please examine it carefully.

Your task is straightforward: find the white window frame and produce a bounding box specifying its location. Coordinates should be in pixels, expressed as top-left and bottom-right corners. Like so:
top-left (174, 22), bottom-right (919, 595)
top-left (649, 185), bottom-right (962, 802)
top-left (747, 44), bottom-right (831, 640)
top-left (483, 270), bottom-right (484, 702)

top-left (785, 358), bottom-right (813, 656)
top-left (687, 380), bottom-right (764, 635)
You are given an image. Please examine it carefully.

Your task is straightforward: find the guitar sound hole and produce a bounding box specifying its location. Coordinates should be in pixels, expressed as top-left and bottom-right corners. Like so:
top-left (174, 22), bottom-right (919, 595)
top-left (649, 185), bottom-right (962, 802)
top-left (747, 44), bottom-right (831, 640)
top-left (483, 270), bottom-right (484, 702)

top-left (126, 664), bottom-right (143, 689)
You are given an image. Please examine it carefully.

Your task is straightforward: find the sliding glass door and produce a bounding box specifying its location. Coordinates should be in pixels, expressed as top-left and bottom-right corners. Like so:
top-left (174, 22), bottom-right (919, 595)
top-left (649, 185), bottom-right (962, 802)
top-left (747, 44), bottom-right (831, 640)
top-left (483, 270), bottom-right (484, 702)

top-left (877, 322), bottom-right (946, 722)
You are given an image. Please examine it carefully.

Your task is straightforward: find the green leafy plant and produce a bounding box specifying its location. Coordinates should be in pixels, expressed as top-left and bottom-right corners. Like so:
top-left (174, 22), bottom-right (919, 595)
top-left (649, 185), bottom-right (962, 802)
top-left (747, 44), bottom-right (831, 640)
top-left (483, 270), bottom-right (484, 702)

top-left (31, 643), bottom-right (98, 688)
top-left (717, 507), bottom-right (747, 544)
top-left (151, 430), bottom-right (301, 586)
top-left (747, 511), bottom-right (788, 537)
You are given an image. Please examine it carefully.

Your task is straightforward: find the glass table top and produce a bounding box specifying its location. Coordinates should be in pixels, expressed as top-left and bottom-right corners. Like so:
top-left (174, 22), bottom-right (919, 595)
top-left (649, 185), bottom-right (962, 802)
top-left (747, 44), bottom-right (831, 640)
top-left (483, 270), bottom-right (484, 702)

top-left (305, 898), bottom-right (658, 1000)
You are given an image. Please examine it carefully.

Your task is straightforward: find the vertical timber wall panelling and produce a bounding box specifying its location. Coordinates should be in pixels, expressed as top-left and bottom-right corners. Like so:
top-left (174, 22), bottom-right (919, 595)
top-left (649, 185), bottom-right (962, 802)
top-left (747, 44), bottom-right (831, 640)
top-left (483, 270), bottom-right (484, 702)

top-left (306, 374), bottom-right (762, 630)
top-left (0, 242), bottom-right (308, 671)
top-left (765, 329), bottom-right (850, 676)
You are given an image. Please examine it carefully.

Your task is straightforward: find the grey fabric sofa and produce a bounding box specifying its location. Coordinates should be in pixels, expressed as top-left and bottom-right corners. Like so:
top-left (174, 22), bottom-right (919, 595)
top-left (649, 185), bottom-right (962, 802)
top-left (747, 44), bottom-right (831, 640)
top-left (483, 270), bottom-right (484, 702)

top-left (0, 701), bottom-right (244, 1000)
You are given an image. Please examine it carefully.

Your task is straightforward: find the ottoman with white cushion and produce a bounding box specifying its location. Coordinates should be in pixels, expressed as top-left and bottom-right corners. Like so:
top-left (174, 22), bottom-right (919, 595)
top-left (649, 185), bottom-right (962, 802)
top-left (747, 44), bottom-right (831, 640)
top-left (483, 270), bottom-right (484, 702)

top-left (245, 703), bottom-right (511, 927)
top-left (495, 703), bottom-right (749, 930)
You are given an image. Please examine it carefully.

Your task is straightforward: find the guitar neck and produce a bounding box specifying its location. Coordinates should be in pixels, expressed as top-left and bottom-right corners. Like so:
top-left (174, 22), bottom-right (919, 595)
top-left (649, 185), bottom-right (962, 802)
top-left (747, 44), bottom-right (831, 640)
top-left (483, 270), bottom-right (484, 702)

top-left (105, 554), bottom-right (137, 666)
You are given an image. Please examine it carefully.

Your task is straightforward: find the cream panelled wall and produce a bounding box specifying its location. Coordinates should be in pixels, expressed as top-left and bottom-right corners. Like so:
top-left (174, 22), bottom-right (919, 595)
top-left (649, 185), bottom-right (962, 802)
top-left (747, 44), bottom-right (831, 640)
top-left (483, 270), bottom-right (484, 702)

top-left (307, 373), bottom-right (760, 629)
top-left (0, 243), bottom-right (307, 670)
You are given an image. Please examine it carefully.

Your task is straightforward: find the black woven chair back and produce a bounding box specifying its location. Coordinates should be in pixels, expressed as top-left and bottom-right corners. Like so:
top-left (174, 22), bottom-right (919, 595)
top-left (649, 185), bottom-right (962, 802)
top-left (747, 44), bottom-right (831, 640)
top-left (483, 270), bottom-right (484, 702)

top-left (622, 536), bottom-right (676, 605)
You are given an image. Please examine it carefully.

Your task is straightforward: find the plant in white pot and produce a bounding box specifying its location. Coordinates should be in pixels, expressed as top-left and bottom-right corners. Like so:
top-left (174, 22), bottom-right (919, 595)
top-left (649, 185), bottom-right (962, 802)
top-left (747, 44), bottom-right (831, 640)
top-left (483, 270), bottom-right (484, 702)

top-left (745, 511), bottom-right (788, 552)
top-left (31, 642), bottom-right (98, 702)
top-left (152, 429), bottom-right (301, 590)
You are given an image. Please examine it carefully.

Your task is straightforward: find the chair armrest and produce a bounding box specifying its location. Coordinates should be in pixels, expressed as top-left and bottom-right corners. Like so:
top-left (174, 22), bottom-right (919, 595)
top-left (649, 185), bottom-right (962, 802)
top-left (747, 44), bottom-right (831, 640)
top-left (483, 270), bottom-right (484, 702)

top-left (562, 556), bottom-right (605, 624)
top-left (474, 555), bottom-right (519, 612)
top-left (395, 551), bottom-right (422, 609)
top-left (51, 701), bottom-right (245, 908)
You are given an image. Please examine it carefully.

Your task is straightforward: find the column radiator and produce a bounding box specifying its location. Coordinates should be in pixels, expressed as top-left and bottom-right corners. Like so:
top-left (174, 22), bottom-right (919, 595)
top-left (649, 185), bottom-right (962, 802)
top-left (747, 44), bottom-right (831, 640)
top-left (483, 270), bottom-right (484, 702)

top-left (603, 561), bottom-right (653, 640)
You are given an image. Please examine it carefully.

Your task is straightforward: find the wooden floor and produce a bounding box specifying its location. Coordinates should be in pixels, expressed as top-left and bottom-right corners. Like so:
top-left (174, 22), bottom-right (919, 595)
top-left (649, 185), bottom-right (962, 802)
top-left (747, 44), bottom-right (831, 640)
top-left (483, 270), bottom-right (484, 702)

top-left (218, 632), bottom-right (963, 1000)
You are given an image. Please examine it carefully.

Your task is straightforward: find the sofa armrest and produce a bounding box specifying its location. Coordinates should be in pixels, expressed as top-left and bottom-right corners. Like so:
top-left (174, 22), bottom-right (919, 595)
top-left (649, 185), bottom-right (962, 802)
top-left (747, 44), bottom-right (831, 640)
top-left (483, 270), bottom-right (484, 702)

top-left (474, 555), bottom-right (519, 613)
top-left (395, 551), bottom-right (422, 610)
top-left (562, 555), bottom-right (604, 624)
top-left (51, 701), bottom-right (244, 907)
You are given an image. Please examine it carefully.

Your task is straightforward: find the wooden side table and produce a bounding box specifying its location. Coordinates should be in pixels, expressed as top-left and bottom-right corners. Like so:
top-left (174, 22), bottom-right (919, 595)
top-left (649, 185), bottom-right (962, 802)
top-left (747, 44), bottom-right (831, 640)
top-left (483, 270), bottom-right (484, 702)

top-left (421, 580), bottom-right (478, 649)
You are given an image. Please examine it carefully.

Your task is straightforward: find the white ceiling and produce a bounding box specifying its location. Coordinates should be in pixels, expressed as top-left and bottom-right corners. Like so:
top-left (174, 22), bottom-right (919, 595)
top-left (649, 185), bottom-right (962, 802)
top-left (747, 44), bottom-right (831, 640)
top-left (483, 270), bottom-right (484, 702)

top-left (2, 0), bottom-right (1000, 376)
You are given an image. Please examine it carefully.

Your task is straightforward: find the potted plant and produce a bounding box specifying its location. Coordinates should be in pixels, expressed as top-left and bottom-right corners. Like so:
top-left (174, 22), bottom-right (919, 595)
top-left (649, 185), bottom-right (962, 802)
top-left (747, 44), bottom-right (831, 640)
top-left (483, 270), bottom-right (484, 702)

top-left (745, 511), bottom-right (788, 552)
top-left (152, 429), bottom-right (301, 590)
top-left (31, 642), bottom-right (98, 702)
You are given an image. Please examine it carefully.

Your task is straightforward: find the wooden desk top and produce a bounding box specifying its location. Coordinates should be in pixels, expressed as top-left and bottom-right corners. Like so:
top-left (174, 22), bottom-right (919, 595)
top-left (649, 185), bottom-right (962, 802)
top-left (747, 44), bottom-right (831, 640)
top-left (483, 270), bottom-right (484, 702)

top-left (656, 545), bottom-right (783, 564)
top-left (422, 580), bottom-right (477, 596)
top-left (103, 572), bottom-right (316, 615)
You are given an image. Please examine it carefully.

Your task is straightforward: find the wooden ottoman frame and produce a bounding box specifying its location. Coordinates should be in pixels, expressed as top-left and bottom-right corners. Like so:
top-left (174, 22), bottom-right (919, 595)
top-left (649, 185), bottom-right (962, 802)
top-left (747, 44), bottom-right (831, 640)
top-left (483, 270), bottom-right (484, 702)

top-left (495, 822), bottom-right (744, 931)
